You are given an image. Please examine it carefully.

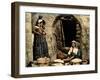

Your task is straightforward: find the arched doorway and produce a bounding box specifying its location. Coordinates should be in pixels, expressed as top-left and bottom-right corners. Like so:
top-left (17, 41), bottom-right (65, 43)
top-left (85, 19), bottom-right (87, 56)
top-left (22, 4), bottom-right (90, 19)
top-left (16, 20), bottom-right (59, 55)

top-left (53, 14), bottom-right (82, 49)
top-left (61, 15), bottom-right (81, 47)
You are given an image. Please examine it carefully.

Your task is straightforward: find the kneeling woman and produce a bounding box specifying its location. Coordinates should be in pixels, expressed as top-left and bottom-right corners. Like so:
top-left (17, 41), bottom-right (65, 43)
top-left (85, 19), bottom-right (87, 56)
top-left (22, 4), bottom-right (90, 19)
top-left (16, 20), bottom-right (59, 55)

top-left (68, 40), bottom-right (82, 59)
top-left (64, 40), bottom-right (82, 63)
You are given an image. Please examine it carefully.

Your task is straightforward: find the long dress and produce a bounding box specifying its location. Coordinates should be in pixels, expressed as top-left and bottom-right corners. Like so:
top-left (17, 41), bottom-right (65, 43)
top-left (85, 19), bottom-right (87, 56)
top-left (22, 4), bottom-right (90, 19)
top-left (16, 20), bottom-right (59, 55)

top-left (33, 27), bottom-right (49, 60)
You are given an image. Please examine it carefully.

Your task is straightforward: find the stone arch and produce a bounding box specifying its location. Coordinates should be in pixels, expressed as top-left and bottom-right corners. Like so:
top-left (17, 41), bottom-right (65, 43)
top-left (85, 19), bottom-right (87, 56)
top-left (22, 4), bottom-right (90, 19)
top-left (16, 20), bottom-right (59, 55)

top-left (53, 14), bottom-right (82, 50)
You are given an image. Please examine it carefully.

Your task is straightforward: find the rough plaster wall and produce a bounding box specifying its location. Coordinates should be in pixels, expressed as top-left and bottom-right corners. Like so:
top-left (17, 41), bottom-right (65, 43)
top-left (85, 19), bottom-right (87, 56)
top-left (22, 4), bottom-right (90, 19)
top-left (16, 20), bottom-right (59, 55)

top-left (42, 14), bottom-right (58, 61)
top-left (25, 13), bottom-right (33, 64)
top-left (75, 15), bottom-right (89, 60)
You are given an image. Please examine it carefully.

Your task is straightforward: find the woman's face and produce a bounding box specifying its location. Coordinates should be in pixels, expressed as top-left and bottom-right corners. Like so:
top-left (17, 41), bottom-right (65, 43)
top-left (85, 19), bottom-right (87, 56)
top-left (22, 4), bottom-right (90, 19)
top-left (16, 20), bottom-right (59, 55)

top-left (37, 23), bottom-right (41, 27)
top-left (40, 22), bottom-right (43, 27)
top-left (38, 22), bottom-right (43, 27)
top-left (72, 42), bottom-right (76, 47)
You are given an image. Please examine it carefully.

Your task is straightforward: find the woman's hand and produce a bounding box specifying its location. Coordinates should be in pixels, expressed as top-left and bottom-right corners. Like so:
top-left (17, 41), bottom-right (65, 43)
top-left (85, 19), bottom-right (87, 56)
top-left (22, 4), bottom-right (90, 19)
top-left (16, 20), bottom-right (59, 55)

top-left (42, 32), bottom-right (46, 35)
top-left (33, 30), bottom-right (42, 35)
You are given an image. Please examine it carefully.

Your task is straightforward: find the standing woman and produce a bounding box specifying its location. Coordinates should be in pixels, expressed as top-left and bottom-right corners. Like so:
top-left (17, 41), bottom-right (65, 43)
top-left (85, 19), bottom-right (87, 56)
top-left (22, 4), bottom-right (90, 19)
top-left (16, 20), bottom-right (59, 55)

top-left (33, 17), bottom-right (49, 60)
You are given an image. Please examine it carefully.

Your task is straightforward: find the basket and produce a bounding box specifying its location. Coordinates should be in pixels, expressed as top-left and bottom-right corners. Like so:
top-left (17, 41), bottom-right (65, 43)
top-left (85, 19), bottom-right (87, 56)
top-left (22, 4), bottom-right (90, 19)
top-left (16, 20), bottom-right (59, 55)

top-left (37, 57), bottom-right (50, 64)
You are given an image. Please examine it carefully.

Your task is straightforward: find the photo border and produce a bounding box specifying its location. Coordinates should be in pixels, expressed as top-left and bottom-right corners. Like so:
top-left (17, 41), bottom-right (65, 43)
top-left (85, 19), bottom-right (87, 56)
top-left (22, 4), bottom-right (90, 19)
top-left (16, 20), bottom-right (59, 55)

top-left (11, 2), bottom-right (98, 78)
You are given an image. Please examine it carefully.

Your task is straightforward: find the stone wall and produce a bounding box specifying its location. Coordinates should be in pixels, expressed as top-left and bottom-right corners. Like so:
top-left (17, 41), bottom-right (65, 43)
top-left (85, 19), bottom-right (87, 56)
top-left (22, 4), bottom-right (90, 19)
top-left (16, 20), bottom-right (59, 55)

top-left (25, 13), bottom-right (33, 65)
top-left (75, 15), bottom-right (89, 60)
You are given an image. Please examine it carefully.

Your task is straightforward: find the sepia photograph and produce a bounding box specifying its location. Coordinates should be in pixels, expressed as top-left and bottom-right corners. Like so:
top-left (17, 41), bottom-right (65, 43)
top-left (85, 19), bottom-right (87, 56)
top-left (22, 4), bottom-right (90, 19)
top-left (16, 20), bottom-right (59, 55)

top-left (26, 13), bottom-right (90, 67)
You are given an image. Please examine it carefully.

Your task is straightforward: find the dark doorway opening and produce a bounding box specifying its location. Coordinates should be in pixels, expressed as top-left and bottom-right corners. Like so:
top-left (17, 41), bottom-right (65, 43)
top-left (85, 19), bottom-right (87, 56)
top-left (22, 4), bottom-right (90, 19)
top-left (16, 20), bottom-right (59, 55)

top-left (61, 15), bottom-right (78, 47)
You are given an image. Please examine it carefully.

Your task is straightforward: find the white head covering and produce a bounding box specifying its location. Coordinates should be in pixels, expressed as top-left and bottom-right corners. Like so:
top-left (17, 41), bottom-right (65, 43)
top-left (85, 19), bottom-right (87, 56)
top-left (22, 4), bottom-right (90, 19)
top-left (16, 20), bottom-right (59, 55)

top-left (38, 19), bottom-right (43, 23)
top-left (72, 40), bottom-right (77, 43)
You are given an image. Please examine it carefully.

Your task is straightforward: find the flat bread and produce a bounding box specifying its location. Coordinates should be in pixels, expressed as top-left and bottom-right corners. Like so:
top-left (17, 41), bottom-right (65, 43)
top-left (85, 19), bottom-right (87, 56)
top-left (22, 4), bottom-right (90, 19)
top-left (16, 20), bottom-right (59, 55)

top-left (71, 58), bottom-right (82, 63)
top-left (54, 59), bottom-right (64, 63)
